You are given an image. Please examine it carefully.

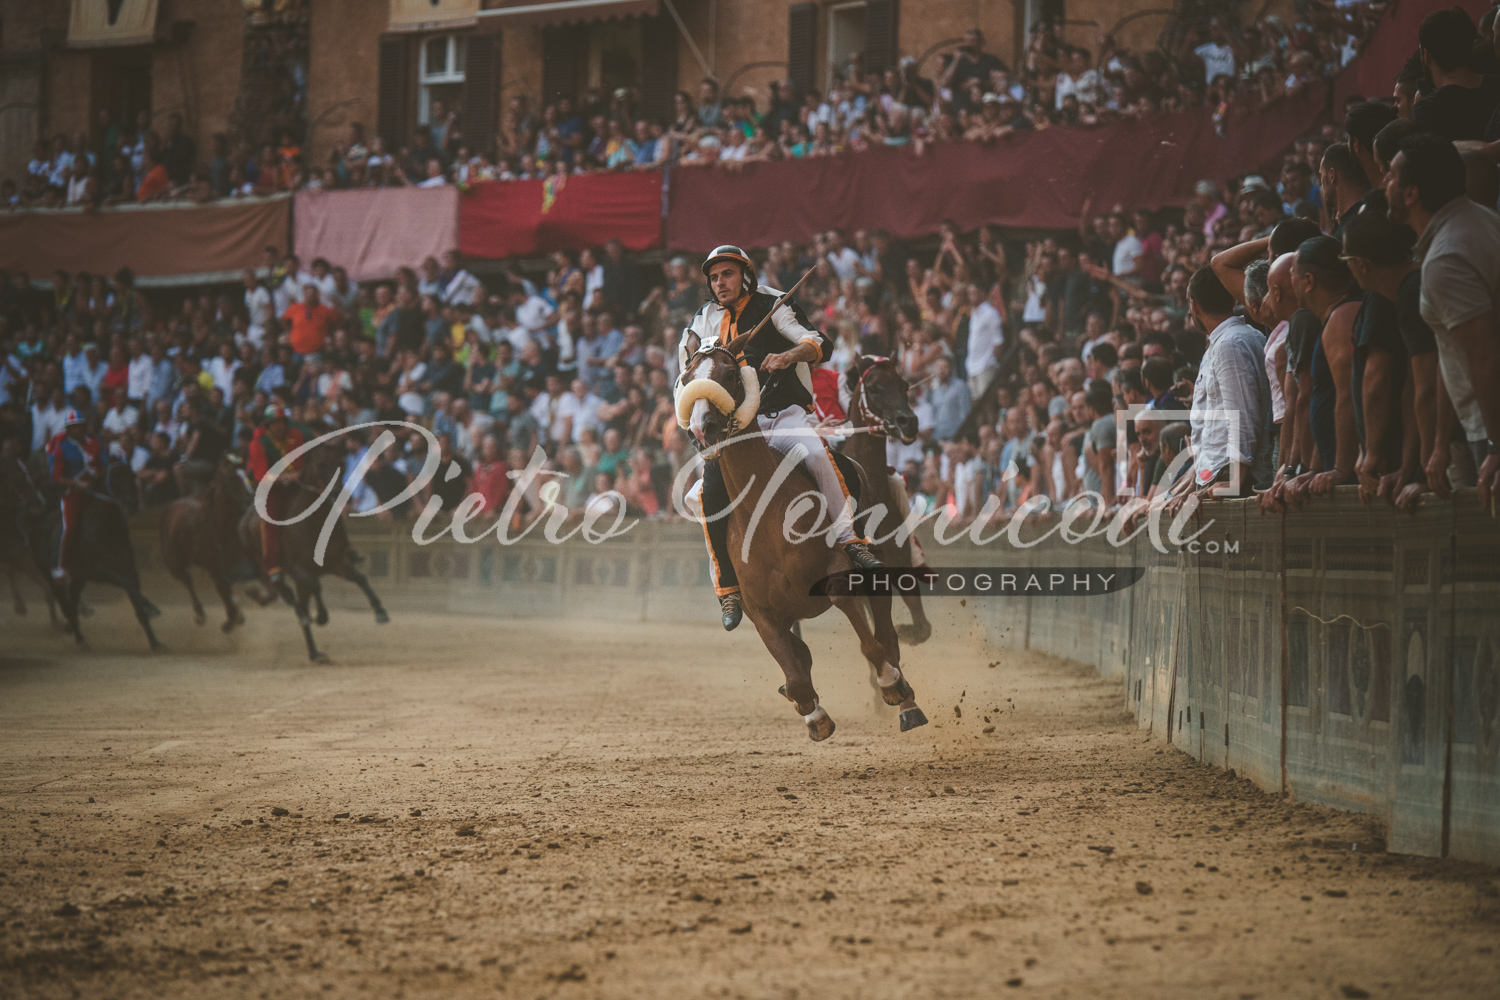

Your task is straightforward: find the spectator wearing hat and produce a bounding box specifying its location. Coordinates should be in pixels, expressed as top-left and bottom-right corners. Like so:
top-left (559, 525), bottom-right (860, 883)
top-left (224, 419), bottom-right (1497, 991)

top-left (1391, 132), bottom-right (1500, 504)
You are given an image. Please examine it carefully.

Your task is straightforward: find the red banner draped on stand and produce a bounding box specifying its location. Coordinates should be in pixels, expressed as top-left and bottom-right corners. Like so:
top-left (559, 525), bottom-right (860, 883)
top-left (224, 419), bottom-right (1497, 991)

top-left (458, 171), bottom-right (663, 259)
top-left (665, 82), bottom-right (1329, 252)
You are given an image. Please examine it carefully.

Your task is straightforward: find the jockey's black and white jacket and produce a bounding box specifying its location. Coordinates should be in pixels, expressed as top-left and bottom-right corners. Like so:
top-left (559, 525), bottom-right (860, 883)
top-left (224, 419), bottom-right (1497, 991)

top-left (680, 284), bottom-right (834, 417)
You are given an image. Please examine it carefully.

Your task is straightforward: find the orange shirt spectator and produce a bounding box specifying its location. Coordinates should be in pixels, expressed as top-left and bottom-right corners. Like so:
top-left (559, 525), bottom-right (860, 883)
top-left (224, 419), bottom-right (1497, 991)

top-left (281, 289), bottom-right (335, 355)
top-left (136, 162), bottom-right (171, 203)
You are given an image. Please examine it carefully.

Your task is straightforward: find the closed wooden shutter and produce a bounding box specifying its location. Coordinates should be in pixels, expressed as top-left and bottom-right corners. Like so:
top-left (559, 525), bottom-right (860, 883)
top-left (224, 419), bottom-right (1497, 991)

top-left (639, 14), bottom-right (678, 124)
top-left (541, 25), bottom-right (583, 104)
top-left (463, 31), bottom-right (499, 155)
top-left (787, 3), bottom-right (817, 97)
top-left (865, 0), bottom-right (899, 74)
top-left (377, 34), bottom-right (410, 148)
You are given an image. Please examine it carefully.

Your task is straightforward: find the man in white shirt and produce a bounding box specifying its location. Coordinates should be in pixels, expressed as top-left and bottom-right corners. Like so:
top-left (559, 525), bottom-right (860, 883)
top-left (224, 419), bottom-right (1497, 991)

top-left (32, 388), bottom-right (66, 452)
top-left (1054, 50), bottom-right (1102, 109)
top-left (1108, 213), bottom-right (1144, 281)
top-left (826, 229), bottom-right (862, 282)
top-left (1184, 267), bottom-right (1273, 497)
top-left (950, 438), bottom-right (984, 518)
top-left (126, 339), bottom-right (155, 405)
top-left (555, 378), bottom-right (604, 444)
top-left (530, 374), bottom-right (568, 445)
top-left (442, 250), bottom-right (484, 306)
top-left (1194, 18), bottom-right (1239, 85)
top-left (308, 258), bottom-right (339, 303)
top-left (78, 342), bottom-right (108, 403)
top-left (100, 388), bottom-right (139, 448)
top-left (965, 282), bottom-right (1006, 398)
top-left (513, 286), bottom-right (556, 339)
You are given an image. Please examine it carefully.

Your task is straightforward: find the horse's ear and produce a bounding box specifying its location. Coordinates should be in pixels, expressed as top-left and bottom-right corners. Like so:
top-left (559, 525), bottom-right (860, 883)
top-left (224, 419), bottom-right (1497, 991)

top-left (724, 331), bottom-right (753, 359)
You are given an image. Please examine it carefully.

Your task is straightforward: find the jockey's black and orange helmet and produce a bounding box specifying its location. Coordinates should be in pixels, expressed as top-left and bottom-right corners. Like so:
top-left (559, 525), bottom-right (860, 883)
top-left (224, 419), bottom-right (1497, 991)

top-left (701, 245), bottom-right (757, 289)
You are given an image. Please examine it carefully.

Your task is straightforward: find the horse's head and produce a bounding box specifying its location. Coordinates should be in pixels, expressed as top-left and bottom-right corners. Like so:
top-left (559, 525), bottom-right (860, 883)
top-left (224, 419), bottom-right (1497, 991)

top-left (848, 355), bottom-right (918, 443)
top-left (675, 333), bottom-right (760, 448)
top-left (219, 451), bottom-right (256, 505)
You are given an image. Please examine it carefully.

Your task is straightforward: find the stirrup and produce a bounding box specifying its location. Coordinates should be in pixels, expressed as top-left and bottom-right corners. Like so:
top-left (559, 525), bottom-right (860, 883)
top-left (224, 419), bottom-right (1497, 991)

top-left (719, 592), bottom-right (743, 631)
top-left (842, 541), bottom-right (884, 570)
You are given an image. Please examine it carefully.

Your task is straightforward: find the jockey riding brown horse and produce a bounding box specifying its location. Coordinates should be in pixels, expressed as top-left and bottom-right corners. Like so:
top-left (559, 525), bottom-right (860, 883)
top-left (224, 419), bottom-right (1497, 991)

top-left (677, 334), bottom-right (929, 740)
top-left (160, 453), bottom-right (275, 632)
top-left (841, 354), bottom-right (933, 644)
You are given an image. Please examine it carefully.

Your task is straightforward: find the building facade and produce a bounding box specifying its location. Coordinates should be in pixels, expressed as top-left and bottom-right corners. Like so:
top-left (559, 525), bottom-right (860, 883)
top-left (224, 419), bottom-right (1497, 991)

top-left (2, 0), bottom-right (1207, 185)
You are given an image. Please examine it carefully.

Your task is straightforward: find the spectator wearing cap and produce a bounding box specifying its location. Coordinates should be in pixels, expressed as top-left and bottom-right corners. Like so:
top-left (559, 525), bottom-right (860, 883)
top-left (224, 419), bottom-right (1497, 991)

top-left (1390, 133), bottom-right (1500, 503)
top-left (1182, 266), bottom-right (1273, 499)
top-left (1414, 8), bottom-right (1500, 142)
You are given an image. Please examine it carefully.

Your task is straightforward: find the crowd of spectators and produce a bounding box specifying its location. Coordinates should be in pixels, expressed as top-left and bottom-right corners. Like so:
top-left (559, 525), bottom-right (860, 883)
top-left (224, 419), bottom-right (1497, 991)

top-left (5, 7), bottom-right (1500, 531)
top-left (4, 5), bottom-right (1390, 208)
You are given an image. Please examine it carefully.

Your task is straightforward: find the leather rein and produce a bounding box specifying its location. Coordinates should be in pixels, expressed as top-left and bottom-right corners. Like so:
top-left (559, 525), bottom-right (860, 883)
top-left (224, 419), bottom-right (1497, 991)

top-left (852, 356), bottom-right (902, 438)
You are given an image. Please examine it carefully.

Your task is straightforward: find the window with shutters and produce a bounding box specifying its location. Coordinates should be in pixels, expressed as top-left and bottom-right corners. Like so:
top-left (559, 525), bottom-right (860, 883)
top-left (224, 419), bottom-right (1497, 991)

top-left (827, 2), bottom-right (867, 91)
top-left (419, 33), bottom-right (467, 127)
top-left (787, 3), bottom-right (818, 97)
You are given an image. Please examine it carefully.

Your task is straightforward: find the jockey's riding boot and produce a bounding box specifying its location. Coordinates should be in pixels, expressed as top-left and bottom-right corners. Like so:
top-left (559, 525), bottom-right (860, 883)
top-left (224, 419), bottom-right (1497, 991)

top-left (719, 592), bottom-right (743, 631)
top-left (842, 541), bottom-right (884, 570)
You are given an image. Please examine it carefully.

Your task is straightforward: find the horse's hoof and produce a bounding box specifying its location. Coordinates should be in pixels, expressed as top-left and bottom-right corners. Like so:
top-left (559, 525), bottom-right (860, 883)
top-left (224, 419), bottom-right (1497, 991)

top-left (13, 602), bottom-right (25, 616)
top-left (878, 671), bottom-right (915, 707)
top-left (895, 621), bottom-right (932, 645)
top-left (221, 620), bottom-right (237, 634)
top-left (374, 609), bottom-right (390, 625)
top-left (311, 652), bottom-right (331, 664)
top-left (150, 641), bottom-right (167, 653)
top-left (805, 707), bottom-right (836, 742)
top-left (315, 610), bottom-right (329, 626)
top-left (193, 610), bottom-right (206, 626)
top-left (899, 707), bottom-right (929, 732)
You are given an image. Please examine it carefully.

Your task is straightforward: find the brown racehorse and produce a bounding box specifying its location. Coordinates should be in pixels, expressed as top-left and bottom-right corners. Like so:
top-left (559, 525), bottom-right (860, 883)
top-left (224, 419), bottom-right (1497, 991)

top-left (160, 456), bottom-right (275, 631)
top-left (239, 437), bottom-right (389, 662)
top-left (840, 355), bottom-right (933, 645)
top-left (678, 336), bottom-right (928, 740)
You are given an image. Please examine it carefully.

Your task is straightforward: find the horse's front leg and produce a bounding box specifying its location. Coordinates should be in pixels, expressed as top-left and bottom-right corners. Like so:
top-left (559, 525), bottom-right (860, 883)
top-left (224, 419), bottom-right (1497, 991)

top-left (751, 611), bottom-right (835, 742)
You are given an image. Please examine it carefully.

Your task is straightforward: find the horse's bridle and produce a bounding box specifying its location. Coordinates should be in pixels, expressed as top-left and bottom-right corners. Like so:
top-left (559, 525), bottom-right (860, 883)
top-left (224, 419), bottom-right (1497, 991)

top-left (852, 356), bottom-right (902, 438)
top-left (680, 343), bottom-right (749, 431)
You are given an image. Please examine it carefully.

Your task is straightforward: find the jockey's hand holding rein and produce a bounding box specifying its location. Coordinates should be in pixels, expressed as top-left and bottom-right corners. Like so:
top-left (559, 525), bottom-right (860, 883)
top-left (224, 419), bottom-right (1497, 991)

top-left (760, 340), bottom-right (821, 373)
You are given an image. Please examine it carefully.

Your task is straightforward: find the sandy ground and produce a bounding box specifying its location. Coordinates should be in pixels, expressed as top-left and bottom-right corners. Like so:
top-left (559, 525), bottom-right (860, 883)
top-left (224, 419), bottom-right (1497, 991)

top-left (1, 593), bottom-right (1498, 1000)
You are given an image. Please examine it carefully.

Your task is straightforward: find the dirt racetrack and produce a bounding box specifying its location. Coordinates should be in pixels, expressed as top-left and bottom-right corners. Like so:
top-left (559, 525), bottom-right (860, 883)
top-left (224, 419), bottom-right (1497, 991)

top-left (2, 598), bottom-right (1499, 1000)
